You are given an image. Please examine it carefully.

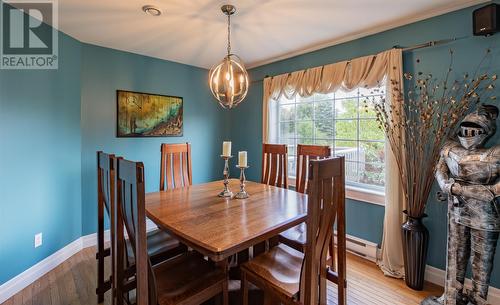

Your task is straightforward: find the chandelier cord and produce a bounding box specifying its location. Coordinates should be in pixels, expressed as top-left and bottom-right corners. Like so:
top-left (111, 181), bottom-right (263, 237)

top-left (227, 13), bottom-right (231, 56)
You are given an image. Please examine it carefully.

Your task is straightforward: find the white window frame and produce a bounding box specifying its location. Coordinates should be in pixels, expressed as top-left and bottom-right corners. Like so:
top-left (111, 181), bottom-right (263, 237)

top-left (269, 90), bottom-right (386, 206)
top-left (287, 176), bottom-right (385, 206)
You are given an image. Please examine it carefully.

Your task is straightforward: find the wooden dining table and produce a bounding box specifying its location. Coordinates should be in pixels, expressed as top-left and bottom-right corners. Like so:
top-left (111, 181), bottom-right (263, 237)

top-left (145, 179), bottom-right (307, 262)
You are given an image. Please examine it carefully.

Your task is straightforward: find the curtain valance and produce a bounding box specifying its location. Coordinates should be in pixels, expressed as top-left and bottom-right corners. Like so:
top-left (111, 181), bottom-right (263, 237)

top-left (262, 48), bottom-right (402, 143)
top-left (263, 48), bottom-right (400, 99)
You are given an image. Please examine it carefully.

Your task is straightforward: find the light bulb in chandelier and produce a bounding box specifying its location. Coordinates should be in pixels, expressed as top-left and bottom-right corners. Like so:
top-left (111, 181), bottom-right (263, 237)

top-left (208, 4), bottom-right (249, 109)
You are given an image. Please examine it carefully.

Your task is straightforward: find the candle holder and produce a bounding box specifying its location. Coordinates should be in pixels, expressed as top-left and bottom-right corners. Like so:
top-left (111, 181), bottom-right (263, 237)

top-left (218, 155), bottom-right (233, 197)
top-left (235, 165), bottom-right (249, 199)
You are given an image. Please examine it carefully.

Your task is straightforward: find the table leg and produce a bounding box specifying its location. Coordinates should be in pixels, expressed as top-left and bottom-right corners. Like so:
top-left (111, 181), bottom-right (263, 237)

top-left (229, 249), bottom-right (250, 280)
top-left (241, 271), bottom-right (249, 305)
top-left (216, 258), bottom-right (229, 272)
top-left (215, 258), bottom-right (229, 305)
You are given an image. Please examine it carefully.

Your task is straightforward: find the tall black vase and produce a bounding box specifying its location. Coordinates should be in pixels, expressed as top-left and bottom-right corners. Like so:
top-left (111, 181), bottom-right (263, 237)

top-left (401, 210), bottom-right (429, 291)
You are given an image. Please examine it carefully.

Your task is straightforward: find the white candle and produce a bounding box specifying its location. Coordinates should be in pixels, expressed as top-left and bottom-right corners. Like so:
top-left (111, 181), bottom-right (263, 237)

top-left (238, 151), bottom-right (247, 167)
top-left (222, 141), bottom-right (232, 157)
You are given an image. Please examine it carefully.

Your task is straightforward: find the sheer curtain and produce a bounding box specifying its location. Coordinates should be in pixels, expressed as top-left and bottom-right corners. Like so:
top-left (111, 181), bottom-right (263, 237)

top-left (262, 48), bottom-right (406, 278)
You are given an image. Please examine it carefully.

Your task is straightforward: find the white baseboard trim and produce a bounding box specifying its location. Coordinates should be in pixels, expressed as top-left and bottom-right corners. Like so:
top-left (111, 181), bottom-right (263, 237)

top-left (0, 220), bottom-right (158, 304)
top-left (0, 238), bottom-right (83, 304)
top-left (4, 223), bottom-right (499, 305)
top-left (425, 264), bottom-right (500, 304)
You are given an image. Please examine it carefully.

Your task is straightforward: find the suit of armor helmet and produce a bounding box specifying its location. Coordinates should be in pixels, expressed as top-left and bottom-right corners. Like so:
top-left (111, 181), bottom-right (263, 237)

top-left (422, 105), bottom-right (500, 305)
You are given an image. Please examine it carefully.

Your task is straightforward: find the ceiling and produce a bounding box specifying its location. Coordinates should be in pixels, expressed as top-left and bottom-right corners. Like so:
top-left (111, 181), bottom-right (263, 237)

top-left (51, 0), bottom-right (486, 69)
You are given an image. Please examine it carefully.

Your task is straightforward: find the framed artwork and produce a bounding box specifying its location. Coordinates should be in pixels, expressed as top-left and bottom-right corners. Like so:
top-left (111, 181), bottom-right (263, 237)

top-left (116, 90), bottom-right (183, 137)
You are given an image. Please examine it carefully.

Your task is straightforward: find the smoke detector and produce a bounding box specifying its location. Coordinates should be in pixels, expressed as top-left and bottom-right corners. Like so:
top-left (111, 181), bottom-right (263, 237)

top-left (142, 5), bottom-right (162, 16)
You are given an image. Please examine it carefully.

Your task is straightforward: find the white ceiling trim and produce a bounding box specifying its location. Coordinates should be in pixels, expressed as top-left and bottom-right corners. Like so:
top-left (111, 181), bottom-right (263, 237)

top-left (247, 0), bottom-right (489, 68)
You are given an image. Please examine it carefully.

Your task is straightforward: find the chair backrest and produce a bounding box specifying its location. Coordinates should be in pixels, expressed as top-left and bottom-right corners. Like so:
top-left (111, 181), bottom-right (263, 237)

top-left (261, 143), bottom-right (288, 188)
top-left (300, 157), bottom-right (345, 305)
top-left (159, 143), bottom-right (192, 191)
top-left (97, 151), bottom-right (122, 302)
top-left (295, 144), bottom-right (331, 194)
top-left (97, 151), bottom-right (117, 215)
top-left (116, 159), bottom-right (156, 305)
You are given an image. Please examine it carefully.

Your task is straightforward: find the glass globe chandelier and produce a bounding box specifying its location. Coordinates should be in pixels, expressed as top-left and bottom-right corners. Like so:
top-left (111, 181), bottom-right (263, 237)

top-left (208, 4), bottom-right (249, 109)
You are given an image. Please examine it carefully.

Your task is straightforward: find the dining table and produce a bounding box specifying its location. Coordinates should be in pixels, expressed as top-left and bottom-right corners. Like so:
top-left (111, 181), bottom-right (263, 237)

top-left (145, 179), bottom-right (308, 263)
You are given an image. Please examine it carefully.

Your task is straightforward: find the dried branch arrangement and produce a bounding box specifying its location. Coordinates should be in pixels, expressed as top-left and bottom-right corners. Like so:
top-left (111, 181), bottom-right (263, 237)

top-left (364, 49), bottom-right (497, 218)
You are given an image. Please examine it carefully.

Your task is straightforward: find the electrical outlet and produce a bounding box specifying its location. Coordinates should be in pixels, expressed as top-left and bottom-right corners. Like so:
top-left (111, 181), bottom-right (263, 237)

top-left (34, 233), bottom-right (42, 248)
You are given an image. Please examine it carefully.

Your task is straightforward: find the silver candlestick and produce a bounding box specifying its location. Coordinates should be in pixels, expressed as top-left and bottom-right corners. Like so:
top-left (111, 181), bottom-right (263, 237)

top-left (235, 165), bottom-right (249, 199)
top-left (218, 155), bottom-right (233, 197)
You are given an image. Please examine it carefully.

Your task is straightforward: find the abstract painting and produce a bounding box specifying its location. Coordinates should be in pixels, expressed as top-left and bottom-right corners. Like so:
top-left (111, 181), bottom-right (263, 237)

top-left (117, 90), bottom-right (183, 137)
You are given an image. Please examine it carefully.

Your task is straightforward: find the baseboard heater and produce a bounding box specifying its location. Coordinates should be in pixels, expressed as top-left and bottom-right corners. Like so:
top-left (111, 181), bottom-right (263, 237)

top-left (333, 231), bottom-right (378, 263)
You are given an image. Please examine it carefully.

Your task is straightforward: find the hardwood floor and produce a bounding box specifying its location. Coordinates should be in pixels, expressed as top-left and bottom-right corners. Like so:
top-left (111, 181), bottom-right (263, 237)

top-left (1, 246), bottom-right (442, 305)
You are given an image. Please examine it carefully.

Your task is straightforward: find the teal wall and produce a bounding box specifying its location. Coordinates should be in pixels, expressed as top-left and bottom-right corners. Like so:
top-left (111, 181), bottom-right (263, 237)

top-left (2, 0), bottom-right (500, 291)
top-left (0, 5), bottom-right (228, 285)
top-left (0, 39), bottom-right (228, 284)
top-left (0, 31), bottom-right (82, 284)
top-left (80, 44), bottom-right (228, 235)
top-left (230, 4), bottom-right (500, 287)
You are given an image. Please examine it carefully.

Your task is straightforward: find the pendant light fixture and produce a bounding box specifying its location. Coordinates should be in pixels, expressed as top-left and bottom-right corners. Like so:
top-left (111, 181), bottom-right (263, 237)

top-left (208, 4), bottom-right (249, 109)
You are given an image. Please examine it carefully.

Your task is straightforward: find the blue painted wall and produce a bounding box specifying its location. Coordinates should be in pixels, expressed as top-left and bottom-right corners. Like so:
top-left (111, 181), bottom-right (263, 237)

top-left (1, 17), bottom-right (228, 285)
top-left (0, 31), bottom-right (82, 284)
top-left (2, 0), bottom-right (500, 291)
top-left (230, 4), bottom-right (500, 287)
top-left (80, 44), bottom-right (229, 235)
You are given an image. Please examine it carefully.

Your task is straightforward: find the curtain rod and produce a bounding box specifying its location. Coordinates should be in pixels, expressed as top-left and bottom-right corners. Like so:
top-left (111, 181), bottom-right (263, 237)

top-left (396, 36), bottom-right (466, 52)
top-left (251, 36), bottom-right (467, 83)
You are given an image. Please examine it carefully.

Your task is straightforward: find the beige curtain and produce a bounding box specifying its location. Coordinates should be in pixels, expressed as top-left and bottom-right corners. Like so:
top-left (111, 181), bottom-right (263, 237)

top-left (262, 48), bottom-right (406, 278)
top-left (377, 50), bottom-right (406, 279)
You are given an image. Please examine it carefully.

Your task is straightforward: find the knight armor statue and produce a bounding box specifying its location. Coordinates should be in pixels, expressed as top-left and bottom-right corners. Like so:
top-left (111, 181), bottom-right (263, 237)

top-left (422, 104), bottom-right (500, 305)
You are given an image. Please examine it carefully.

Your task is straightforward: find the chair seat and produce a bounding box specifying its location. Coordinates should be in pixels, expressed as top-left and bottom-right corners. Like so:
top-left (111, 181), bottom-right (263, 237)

top-left (154, 252), bottom-right (226, 305)
top-left (127, 228), bottom-right (185, 265)
top-left (241, 244), bottom-right (303, 299)
top-left (279, 223), bottom-right (307, 252)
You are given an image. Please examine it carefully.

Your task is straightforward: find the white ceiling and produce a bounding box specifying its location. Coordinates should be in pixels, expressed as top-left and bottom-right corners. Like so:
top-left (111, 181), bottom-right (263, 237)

top-left (52, 0), bottom-right (487, 69)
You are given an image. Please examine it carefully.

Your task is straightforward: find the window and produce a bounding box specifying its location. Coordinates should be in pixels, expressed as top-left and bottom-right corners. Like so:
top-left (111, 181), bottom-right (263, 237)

top-left (269, 86), bottom-right (386, 195)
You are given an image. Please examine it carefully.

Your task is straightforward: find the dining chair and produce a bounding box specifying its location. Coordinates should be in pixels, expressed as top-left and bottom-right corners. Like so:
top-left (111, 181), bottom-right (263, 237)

top-left (115, 158), bottom-right (228, 305)
top-left (279, 144), bottom-right (331, 252)
top-left (295, 144), bottom-right (332, 193)
top-left (96, 151), bottom-right (117, 303)
top-left (96, 151), bottom-right (186, 304)
top-left (261, 143), bottom-right (288, 188)
top-left (159, 143), bottom-right (192, 191)
top-left (257, 143), bottom-right (289, 253)
top-left (241, 156), bottom-right (347, 305)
